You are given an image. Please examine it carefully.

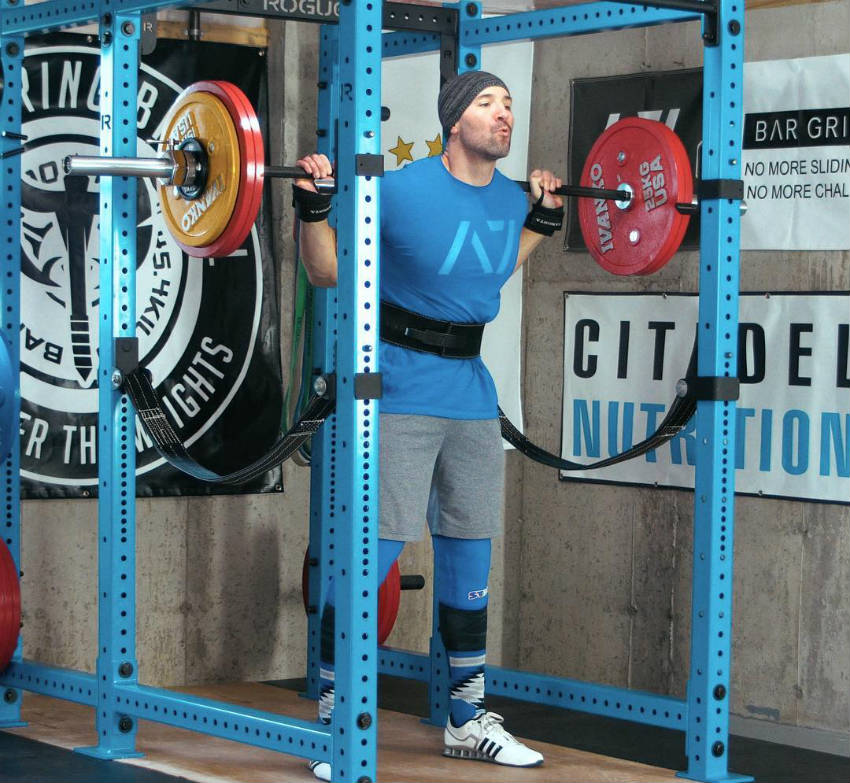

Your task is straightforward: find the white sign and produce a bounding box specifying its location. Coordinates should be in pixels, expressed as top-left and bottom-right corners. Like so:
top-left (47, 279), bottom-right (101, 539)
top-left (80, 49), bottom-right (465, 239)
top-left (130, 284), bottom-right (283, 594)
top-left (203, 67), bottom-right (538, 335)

top-left (381, 41), bottom-right (533, 433)
top-left (742, 54), bottom-right (850, 249)
top-left (561, 293), bottom-right (850, 504)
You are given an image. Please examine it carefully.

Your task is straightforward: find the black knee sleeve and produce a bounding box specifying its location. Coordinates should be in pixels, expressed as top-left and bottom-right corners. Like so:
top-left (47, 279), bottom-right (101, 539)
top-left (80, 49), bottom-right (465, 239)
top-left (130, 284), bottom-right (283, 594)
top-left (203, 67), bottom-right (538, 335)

top-left (320, 604), bottom-right (335, 665)
top-left (438, 603), bottom-right (488, 652)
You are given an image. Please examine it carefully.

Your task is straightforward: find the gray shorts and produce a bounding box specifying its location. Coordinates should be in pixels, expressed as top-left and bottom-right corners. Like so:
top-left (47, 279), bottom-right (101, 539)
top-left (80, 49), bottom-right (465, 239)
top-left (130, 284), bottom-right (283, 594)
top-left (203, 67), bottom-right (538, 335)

top-left (379, 413), bottom-right (505, 541)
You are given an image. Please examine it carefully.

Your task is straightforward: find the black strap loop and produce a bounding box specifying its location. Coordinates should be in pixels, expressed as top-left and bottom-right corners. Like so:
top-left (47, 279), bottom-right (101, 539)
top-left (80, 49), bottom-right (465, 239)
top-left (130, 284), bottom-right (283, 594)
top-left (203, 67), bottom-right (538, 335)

top-left (499, 340), bottom-right (724, 472)
top-left (378, 303), bottom-right (710, 471)
top-left (125, 301), bottom-right (731, 481)
top-left (499, 393), bottom-right (695, 472)
top-left (123, 367), bottom-right (335, 485)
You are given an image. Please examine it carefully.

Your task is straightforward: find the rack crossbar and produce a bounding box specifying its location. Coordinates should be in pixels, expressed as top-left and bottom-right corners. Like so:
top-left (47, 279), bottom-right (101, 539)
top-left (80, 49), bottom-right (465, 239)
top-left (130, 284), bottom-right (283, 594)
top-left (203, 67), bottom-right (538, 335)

top-left (0, 0), bottom-right (205, 37)
top-left (111, 683), bottom-right (332, 760)
top-left (461, 1), bottom-right (699, 46)
top-left (378, 647), bottom-right (431, 682)
top-left (1, 661), bottom-right (98, 707)
top-left (382, 31), bottom-right (441, 58)
top-left (379, 649), bottom-right (687, 731)
top-left (0, 661), bottom-right (331, 759)
top-left (486, 666), bottom-right (688, 731)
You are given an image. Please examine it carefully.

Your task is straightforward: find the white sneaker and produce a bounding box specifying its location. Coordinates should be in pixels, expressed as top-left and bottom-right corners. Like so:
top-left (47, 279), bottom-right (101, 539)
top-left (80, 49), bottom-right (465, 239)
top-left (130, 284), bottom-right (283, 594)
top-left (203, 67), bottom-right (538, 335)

top-left (308, 760), bottom-right (331, 781)
top-left (444, 710), bottom-right (544, 767)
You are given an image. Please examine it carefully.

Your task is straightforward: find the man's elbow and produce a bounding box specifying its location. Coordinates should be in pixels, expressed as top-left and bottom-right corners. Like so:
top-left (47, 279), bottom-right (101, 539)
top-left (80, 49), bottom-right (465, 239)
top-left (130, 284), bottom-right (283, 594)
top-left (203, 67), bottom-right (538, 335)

top-left (304, 266), bottom-right (338, 288)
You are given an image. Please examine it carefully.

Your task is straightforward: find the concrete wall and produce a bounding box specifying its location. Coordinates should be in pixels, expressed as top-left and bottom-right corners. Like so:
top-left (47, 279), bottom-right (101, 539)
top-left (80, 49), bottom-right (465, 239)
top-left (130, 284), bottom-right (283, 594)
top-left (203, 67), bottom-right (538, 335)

top-left (512, 0), bottom-right (849, 754)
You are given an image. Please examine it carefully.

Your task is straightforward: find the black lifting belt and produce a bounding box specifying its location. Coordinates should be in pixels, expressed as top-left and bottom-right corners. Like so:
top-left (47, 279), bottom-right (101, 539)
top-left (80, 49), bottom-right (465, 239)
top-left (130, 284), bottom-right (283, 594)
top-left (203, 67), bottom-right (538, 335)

top-left (122, 367), bottom-right (335, 485)
top-left (379, 302), bottom-right (737, 472)
top-left (381, 301), bottom-right (484, 358)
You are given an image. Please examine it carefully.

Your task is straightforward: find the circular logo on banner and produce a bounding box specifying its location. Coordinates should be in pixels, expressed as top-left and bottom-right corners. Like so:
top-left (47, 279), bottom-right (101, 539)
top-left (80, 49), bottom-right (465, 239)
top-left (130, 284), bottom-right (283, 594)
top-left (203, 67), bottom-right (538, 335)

top-left (19, 44), bottom-right (263, 489)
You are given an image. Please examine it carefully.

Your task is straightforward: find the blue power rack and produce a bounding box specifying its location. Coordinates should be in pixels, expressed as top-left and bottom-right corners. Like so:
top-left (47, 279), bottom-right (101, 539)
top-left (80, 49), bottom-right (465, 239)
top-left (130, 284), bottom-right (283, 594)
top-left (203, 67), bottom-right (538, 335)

top-left (0, 2), bottom-right (749, 781)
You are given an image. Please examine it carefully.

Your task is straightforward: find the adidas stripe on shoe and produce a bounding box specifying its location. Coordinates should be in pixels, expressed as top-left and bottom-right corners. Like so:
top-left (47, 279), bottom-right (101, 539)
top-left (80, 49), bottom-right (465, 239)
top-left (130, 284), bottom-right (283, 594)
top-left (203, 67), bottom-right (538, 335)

top-left (444, 710), bottom-right (543, 767)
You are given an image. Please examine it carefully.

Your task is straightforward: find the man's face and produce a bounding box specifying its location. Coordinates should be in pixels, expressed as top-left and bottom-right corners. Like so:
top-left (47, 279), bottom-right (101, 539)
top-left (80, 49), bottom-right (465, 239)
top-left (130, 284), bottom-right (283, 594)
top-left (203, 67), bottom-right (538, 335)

top-left (450, 85), bottom-right (513, 160)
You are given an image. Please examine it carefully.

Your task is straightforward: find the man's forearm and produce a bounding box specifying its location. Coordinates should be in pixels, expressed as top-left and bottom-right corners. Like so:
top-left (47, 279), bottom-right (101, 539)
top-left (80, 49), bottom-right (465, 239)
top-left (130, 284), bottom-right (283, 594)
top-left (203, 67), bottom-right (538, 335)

top-left (515, 226), bottom-right (547, 271)
top-left (299, 220), bottom-right (338, 287)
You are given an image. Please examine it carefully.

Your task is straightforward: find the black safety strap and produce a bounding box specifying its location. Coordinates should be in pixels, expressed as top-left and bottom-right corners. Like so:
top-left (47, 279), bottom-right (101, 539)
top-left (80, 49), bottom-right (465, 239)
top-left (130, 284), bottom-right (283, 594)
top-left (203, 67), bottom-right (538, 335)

top-left (499, 341), bottom-right (738, 471)
top-left (499, 389), bottom-right (695, 472)
top-left (123, 367), bottom-right (335, 485)
top-left (124, 311), bottom-right (736, 481)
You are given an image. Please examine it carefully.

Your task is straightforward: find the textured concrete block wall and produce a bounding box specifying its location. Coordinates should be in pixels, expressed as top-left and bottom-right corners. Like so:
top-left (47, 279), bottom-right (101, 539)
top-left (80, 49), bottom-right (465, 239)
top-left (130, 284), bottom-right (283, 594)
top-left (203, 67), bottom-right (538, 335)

top-left (512, 0), bottom-right (849, 747)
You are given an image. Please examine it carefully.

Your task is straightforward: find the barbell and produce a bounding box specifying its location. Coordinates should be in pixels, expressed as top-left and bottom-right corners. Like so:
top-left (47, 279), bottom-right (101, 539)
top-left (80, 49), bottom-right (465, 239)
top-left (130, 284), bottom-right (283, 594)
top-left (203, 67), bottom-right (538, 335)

top-left (64, 79), bottom-right (697, 274)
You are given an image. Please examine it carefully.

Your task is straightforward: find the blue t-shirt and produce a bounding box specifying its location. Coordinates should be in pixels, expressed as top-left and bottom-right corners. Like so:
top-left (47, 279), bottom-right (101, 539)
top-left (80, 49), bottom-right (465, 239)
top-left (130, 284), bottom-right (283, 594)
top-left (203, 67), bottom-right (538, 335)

top-left (380, 155), bottom-right (526, 418)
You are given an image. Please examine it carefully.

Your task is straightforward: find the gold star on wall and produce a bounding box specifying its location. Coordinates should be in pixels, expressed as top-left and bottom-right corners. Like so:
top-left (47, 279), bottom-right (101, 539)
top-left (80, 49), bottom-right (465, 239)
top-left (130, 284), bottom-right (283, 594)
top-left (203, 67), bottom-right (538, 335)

top-left (389, 136), bottom-right (415, 166)
top-left (425, 133), bottom-right (443, 157)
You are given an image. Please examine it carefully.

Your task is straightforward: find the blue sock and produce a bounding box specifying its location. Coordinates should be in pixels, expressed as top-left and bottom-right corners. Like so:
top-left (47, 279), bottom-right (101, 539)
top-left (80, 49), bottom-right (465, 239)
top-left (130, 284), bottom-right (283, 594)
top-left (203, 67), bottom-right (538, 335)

top-left (433, 535), bottom-right (491, 728)
top-left (318, 538), bottom-right (405, 723)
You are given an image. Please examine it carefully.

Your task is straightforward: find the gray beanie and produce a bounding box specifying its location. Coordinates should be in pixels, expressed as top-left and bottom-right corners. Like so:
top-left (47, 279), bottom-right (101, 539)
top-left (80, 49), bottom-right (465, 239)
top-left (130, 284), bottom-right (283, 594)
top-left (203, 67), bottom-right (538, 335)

top-left (438, 71), bottom-right (508, 134)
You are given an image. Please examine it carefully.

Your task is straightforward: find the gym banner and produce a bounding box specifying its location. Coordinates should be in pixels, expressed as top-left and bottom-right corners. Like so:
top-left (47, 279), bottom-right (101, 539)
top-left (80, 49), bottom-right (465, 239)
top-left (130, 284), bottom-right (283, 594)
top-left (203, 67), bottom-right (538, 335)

top-left (18, 35), bottom-right (283, 498)
top-left (742, 54), bottom-right (850, 250)
top-left (566, 68), bottom-right (703, 252)
top-left (561, 292), bottom-right (850, 505)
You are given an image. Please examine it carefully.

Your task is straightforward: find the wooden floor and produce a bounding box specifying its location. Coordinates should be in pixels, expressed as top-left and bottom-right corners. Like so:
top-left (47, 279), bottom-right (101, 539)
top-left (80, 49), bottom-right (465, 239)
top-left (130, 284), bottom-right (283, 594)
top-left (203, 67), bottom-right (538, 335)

top-left (6, 682), bottom-right (678, 782)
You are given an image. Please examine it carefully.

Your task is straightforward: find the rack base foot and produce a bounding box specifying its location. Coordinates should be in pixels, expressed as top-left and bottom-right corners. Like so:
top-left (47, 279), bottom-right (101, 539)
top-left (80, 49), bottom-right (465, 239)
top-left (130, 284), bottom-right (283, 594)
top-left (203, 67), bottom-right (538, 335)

top-left (677, 770), bottom-right (754, 783)
top-left (75, 745), bottom-right (145, 760)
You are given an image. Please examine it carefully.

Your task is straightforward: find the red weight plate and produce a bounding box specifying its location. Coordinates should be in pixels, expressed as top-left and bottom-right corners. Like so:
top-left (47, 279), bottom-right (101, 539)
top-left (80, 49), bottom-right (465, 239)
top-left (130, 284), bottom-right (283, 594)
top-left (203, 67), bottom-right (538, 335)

top-left (377, 561), bottom-right (401, 646)
top-left (301, 550), bottom-right (401, 646)
top-left (578, 117), bottom-right (693, 276)
top-left (183, 81), bottom-right (265, 259)
top-left (204, 80), bottom-right (265, 258)
top-left (302, 548), bottom-right (311, 615)
top-left (648, 120), bottom-right (695, 274)
top-left (0, 539), bottom-right (21, 672)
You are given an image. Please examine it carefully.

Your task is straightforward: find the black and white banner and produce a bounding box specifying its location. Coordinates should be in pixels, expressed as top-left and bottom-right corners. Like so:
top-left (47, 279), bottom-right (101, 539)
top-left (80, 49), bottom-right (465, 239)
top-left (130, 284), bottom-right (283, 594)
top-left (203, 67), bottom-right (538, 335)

top-left (18, 36), bottom-right (283, 497)
top-left (742, 54), bottom-right (850, 249)
top-left (561, 292), bottom-right (850, 505)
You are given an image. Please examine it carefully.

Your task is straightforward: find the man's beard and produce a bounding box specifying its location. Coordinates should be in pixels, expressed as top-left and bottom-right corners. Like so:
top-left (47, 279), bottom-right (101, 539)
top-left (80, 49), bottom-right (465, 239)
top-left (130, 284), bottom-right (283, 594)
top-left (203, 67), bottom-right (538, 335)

top-left (481, 135), bottom-right (511, 159)
top-left (460, 125), bottom-right (512, 160)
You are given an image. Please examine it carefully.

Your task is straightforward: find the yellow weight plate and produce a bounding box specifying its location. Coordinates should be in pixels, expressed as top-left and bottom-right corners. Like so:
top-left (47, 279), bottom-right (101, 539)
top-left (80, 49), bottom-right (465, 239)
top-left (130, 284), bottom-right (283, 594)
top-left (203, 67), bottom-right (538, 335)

top-left (158, 88), bottom-right (241, 250)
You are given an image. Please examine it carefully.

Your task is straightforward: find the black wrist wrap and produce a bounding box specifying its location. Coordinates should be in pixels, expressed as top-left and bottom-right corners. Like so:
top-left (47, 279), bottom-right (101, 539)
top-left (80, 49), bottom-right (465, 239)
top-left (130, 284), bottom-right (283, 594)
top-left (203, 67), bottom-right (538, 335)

top-left (524, 194), bottom-right (564, 236)
top-left (292, 185), bottom-right (333, 223)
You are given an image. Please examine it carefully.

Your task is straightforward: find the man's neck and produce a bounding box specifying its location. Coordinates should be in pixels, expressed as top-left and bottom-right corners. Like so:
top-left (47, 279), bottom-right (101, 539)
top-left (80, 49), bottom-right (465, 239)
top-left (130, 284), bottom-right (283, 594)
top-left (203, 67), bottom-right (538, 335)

top-left (441, 144), bottom-right (497, 187)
